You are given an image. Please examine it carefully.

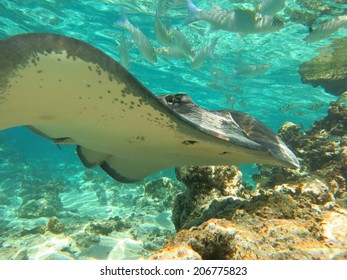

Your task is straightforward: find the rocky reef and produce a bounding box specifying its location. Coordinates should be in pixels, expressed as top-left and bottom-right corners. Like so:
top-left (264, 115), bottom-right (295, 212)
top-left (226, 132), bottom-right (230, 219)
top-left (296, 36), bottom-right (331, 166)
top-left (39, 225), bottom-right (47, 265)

top-left (150, 102), bottom-right (347, 260)
top-left (299, 38), bottom-right (347, 96)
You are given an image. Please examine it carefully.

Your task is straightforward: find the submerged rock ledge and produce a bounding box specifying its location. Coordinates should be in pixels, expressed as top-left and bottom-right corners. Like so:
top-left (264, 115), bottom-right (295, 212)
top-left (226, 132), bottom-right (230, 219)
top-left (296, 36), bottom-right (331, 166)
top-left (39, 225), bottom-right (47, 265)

top-left (299, 38), bottom-right (347, 96)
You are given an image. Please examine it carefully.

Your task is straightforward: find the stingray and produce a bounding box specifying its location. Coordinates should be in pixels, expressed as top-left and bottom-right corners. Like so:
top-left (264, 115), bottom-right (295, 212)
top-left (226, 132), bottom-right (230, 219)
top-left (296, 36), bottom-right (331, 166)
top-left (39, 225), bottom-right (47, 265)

top-left (0, 33), bottom-right (299, 183)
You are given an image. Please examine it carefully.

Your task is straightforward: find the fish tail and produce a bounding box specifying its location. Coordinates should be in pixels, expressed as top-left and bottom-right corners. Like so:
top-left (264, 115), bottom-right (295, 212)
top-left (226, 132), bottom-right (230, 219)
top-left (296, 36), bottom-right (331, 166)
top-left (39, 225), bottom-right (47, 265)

top-left (184, 0), bottom-right (201, 25)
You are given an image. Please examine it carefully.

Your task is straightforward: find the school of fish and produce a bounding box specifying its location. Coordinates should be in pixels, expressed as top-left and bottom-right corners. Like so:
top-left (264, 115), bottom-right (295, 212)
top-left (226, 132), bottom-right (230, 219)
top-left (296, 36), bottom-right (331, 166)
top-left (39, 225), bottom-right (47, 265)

top-left (114, 0), bottom-right (346, 112)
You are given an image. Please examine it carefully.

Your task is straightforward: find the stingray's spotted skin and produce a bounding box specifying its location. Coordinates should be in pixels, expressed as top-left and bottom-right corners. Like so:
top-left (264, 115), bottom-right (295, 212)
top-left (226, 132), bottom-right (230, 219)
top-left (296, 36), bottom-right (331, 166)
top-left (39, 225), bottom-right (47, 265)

top-left (0, 33), bottom-right (299, 182)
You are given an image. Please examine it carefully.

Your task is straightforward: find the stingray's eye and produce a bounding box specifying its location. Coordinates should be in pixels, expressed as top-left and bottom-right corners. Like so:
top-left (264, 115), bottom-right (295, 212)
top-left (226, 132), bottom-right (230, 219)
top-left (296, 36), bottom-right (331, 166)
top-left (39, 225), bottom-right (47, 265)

top-left (272, 19), bottom-right (282, 27)
top-left (165, 95), bottom-right (174, 104)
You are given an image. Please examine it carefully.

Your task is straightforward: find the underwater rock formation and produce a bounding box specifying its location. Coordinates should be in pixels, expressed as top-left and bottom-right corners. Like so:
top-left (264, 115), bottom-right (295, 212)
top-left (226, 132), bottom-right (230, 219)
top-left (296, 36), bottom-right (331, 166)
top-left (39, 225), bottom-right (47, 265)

top-left (172, 166), bottom-right (244, 231)
top-left (47, 216), bottom-right (64, 234)
top-left (16, 179), bottom-right (64, 219)
top-left (299, 38), bottom-right (347, 96)
top-left (150, 102), bottom-right (347, 260)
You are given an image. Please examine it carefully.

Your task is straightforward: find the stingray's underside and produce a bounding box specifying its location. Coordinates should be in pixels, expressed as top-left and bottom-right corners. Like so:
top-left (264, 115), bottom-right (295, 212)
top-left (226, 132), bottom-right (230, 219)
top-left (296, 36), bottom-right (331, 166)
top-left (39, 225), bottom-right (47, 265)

top-left (0, 33), bottom-right (299, 182)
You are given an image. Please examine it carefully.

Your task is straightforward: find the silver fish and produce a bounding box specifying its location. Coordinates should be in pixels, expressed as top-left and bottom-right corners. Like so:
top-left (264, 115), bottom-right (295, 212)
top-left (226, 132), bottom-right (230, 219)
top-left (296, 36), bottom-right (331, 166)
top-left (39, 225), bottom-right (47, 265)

top-left (154, 14), bottom-right (172, 46)
top-left (170, 28), bottom-right (194, 58)
top-left (118, 33), bottom-right (131, 69)
top-left (304, 15), bottom-right (347, 43)
top-left (258, 0), bottom-right (286, 16)
top-left (233, 64), bottom-right (270, 78)
top-left (190, 37), bottom-right (219, 70)
top-left (116, 13), bottom-right (157, 63)
top-left (185, 0), bottom-right (284, 34)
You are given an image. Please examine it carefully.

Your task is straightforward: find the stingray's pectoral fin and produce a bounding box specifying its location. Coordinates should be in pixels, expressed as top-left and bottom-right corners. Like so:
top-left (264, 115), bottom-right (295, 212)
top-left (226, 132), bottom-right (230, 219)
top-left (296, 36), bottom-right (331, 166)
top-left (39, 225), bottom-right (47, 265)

top-left (77, 146), bottom-right (158, 183)
top-left (77, 146), bottom-right (109, 168)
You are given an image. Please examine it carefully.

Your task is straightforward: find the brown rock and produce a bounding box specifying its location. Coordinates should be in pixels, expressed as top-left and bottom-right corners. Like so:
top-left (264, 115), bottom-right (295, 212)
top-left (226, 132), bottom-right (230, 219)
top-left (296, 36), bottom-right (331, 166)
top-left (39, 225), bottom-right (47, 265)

top-left (299, 38), bottom-right (347, 96)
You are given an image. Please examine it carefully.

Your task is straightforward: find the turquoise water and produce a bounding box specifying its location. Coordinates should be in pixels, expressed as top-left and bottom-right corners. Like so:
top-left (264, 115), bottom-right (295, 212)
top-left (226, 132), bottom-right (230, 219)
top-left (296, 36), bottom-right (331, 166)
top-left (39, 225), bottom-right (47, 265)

top-left (0, 0), bottom-right (346, 259)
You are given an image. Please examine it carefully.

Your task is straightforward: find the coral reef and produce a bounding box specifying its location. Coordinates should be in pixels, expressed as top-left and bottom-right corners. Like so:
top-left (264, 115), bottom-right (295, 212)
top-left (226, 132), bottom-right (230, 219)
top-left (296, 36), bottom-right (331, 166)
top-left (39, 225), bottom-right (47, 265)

top-left (150, 102), bottom-right (347, 260)
top-left (16, 179), bottom-right (64, 219)
top-left (47, 216), bottom-right (64, 234)
top-left (299, 38), bottom-right (347, 96)
top-left (173, 166), bottom-right (244, 230)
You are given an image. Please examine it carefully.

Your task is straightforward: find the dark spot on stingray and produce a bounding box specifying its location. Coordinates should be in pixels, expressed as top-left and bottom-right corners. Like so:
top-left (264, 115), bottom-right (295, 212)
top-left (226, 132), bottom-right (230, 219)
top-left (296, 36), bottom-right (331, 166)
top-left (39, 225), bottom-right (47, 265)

top-left (88, 97), bottom-right (91, 100)
top-left (99, 96), bottom-right (103, 99)
top-left (219, 152), bottom-right (229, 155)
top-left (122, 93), bottom-right (126, 98)
top-left (57, 58), bottom-right (61, 62)
top-left (79, 97), bottom-right (82, 99)
top-left (147, 113), bottom-right (152, 116)
top-left (37, 70), bottom-right (43, 74)
top-left (96, 69), bottom-right (102, 75)
top-left (108, 75), bottom-right (113, 81)
top-left (122, 109), bottom-right (125, 112)
top-left (88, 66), bottom-right (92, 71)
top-left (129, 106), bottom-right (134, 110)
top-left (108, 90), bottom-right (111, 94)
top-left (58, 79), bottom-right (62, 82)
top-left (99, 80), bottom-right (102, 84)
top-left (120, 100), bottom-right (124, 104)
top-left (137, 104), bottom-right (141, 108)
top-left (39, 85), bottom-right (42, 88)
top-left (87, 84), bottom-right (91, 88)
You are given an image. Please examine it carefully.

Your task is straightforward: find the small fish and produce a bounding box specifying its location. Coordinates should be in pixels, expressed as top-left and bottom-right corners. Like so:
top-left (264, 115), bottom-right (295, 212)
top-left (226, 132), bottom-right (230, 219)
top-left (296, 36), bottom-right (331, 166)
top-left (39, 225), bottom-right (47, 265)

top-left (115, 12), bottom-right (157, 63)
top-left (154, 14), bottom-right (172, 47)
top-left (304, 15), bottom-right (347, 43)
top-left (233, 64), bottom-right (269, 78)
top-left (252, 174), bottom-right (269, 184)
top-left (337, 92), bottom-right (347, 104)
top-left (309, 103), bottom-right (324, 111)
top-left (257, 0), bottom-right (286, 16)
top-left (117, 33), bottom-right (131, 69)
top-left (279, 104), bottom-right (296, 112)
top-left (190, 37), bottom-right (219, 70)
top-left (156, 45), bottom-right (187, 59)
top-left (185, 0), bottom-right (284, 35)
top-left (169, 28), bottom-right (195, 58)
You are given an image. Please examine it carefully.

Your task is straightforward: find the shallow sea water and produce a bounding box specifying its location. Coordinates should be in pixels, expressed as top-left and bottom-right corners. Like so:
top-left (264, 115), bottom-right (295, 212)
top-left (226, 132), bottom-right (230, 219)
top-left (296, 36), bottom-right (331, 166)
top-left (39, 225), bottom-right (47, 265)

top-left (0, 0), bottom-right (346, 259)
